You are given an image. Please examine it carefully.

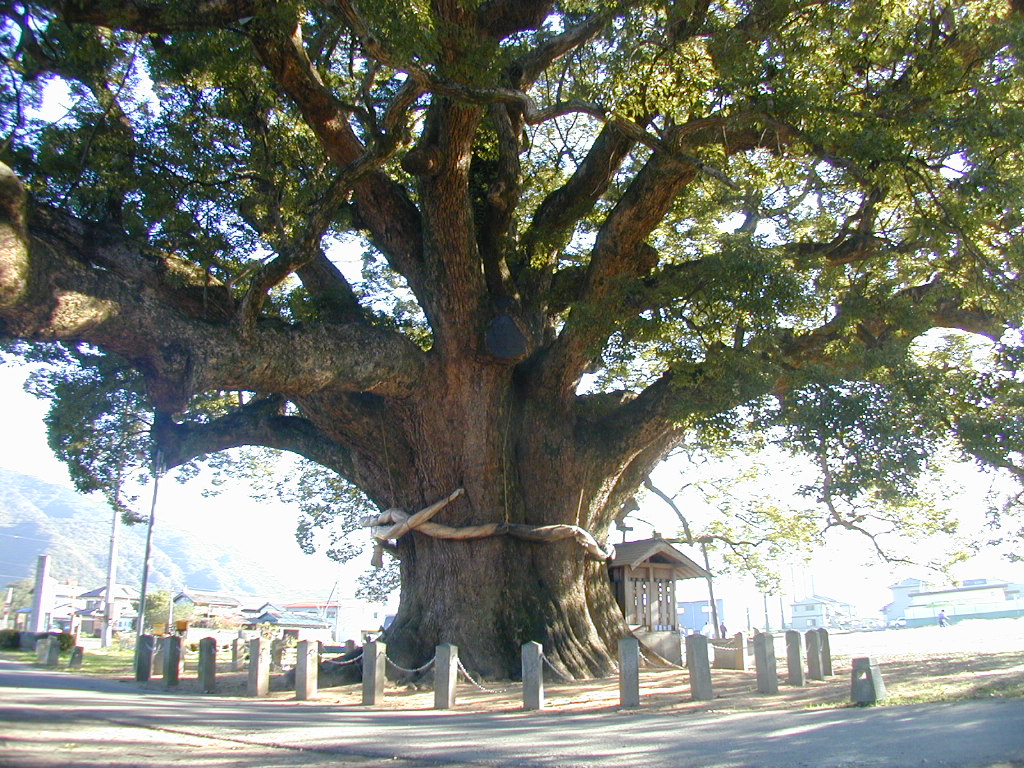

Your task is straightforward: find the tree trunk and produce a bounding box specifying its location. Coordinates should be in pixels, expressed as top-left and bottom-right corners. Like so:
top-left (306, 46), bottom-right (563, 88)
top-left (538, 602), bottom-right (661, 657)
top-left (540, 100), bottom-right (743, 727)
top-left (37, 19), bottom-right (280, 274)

top-left (366, 369), bottom-right (632, 680)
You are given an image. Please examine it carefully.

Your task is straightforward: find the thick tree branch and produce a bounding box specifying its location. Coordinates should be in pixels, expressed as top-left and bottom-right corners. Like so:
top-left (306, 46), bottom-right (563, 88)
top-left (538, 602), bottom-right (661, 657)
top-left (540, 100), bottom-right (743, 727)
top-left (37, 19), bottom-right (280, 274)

top-left (152, 396), bottom-right (359, 477)
top-left (0, 179), bottom-right (427, 409)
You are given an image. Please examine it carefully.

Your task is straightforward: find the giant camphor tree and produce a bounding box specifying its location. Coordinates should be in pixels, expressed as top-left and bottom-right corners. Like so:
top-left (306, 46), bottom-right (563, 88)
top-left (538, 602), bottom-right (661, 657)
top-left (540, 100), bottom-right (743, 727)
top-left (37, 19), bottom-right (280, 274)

top-left (3, 0), bottom-right (1024, 677)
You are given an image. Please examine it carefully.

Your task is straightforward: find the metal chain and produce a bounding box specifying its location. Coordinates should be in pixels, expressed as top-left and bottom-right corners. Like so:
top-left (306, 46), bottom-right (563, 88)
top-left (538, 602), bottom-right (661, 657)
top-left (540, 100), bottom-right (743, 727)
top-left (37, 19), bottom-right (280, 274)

top-left (385, 655), bottom-right (435, 674)
top-left (539, 653), bottom-right (579, 683)
top-left (638, 650), bottom-right (685, 670)
top-left (322, 651), bottom-right (364, 667)
top-left (456, 659), bottom-right (516, 693)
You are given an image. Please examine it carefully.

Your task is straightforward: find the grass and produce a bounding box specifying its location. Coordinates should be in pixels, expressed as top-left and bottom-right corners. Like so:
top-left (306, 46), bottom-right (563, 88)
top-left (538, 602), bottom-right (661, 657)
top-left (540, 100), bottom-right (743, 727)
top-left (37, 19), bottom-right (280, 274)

top-left (1, 646), bottom-right (137, 676)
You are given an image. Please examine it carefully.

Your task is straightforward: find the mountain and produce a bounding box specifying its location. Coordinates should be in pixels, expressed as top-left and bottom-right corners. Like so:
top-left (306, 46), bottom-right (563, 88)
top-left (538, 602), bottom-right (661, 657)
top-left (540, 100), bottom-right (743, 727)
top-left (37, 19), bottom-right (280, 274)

top-left (0, 467), bottom-right (297, 597)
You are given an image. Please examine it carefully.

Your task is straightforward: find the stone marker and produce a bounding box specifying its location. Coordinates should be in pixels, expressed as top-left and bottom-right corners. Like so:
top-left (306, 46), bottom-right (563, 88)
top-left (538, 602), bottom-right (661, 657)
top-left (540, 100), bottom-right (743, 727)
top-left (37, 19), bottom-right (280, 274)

top-left (850, 656), bottom-right (886, 704)
top-left (733, 632), bottom-right (750, 671)
top-left (135, 634), bottom-right (155, 682)
top-left (68, 645), bottom-right (84, 669)
top-left (231, 637), bottom-right (245, 672)
top-left (361, 640), bottom-right (385, 705)
top-left (685, 633), bottom-right (714, 702)
top-left (817, 628), bottom-right (833, 676)
top-left (805, 629), bottom-right (824, 680)
top-left (618, 636), bottom-right (641, 708)
top-left (295, 639), bottom-right (318, 700)
top-left (43, 638), bottom-right (59, 667)
top-left (247, 637), bottom-right (270, 697)
top-left (785, 630), bottom-right (805, 687)
top-left (199, 637), bottom-right (217, 693)
top-left (754, 632), bottom-right (779, 694)
top-left (434, 643), bottom-right (458, 710)
top-left (35, 637), bottom-right (49, 664)
top-left (164, 636), bottom-right (182, 688)
top-left (521, 641), bottom-right (544, 711)
top-left (153, 637), bottom-right (166, 677)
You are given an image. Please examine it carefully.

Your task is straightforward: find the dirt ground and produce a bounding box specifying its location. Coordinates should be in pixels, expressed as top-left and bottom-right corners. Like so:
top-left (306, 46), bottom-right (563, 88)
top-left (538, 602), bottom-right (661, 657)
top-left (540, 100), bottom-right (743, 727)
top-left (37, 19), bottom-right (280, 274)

top-left (133, 617), bottom-right (1024, 715)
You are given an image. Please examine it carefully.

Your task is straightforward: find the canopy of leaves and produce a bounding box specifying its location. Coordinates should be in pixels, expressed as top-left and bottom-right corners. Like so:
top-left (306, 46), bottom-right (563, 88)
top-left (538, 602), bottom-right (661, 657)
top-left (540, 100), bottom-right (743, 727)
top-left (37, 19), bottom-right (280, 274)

top-left (2, 0), bottom-right (1024, 582)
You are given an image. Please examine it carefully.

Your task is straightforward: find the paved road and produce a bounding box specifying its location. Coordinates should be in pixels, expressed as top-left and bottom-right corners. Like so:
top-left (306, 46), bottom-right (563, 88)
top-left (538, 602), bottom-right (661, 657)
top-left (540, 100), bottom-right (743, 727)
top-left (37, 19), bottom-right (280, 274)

top-left (1, 659), bottom-right (1023, 768)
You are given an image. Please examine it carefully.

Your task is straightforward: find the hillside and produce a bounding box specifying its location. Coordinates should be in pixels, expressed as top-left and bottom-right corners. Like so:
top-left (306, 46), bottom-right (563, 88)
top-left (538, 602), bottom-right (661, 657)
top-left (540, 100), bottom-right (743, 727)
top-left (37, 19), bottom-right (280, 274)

top-left (0, 467), bottom-right (298, 596)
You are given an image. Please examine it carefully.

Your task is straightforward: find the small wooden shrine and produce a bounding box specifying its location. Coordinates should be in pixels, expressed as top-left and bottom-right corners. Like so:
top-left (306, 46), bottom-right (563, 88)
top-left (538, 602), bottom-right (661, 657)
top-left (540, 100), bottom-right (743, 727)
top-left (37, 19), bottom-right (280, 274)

top-left (609, 537), bottom-right (710, 663)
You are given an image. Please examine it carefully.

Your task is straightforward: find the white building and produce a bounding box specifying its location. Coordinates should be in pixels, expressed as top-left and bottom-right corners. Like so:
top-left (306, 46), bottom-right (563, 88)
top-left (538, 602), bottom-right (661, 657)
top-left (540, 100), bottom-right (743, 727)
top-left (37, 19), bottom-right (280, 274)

top-left (903, 579), bottom-right (1024, 626)
top-left (790, 595), bottom-right (855, 629)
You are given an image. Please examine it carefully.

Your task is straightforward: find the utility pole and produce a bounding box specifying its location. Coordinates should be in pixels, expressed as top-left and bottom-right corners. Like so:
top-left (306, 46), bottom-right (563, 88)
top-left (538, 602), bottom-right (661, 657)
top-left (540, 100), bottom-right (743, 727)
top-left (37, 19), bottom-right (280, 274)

top-left (101, 502), bottom-right (119, 648)
top-left (135, 451), bottom-right (164, 645)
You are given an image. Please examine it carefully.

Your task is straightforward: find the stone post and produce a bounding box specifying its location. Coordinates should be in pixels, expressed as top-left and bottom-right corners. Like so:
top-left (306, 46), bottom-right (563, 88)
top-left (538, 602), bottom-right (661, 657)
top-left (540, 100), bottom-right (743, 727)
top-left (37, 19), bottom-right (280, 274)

top-left (247, 637), bottom-right (270, 697)
top-left (231, 637), bottom-right (245, 672)
top-left (805, 629), bottom-right (824, 680)
top-left (850, 657), bottom-right (887, 705)
top-left (164, 636), bottom-right (182, 688)
top-left (361, 640), bottom-right (386, 705)
top-left (135, 634), bottom-right (155, 682)
top-left (434, 643), bottom-right (458, 710)
top-left (68, 645), bottom-right (84, 669)
top-left (35, 637), bottom-right (49, 663)
top-left (521, 641), bottom-right (544, 711)
top-left (618, 636), bottom-right (641, 708)
top-left (295, 639), bottom-right (318, 700)
top-left (199, 637), bottom-right (217, 693)
top-left (785, 629), bottom-right (805, 687)
top-left (817, 628), bottom-right (833, 676)
top-left (152, 637), bottom-right (166, 677)
top-left (685, 633), bottom-right (714, 701)
top-left (734, 632), bottom-right (749, 671)
top-left (753, 632), bottom-right (778, 694)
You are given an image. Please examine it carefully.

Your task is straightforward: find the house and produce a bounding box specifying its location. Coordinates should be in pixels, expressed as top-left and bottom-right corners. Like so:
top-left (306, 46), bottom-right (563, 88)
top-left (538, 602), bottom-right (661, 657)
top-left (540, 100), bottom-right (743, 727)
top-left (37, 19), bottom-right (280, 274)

top-left (283, 599), bottom-right (395, 643)
top-left (243, 607), bottom-right (333, 642)
top-left (902, 579), bottom-right (1024, 626)
top-left (609, 537), bottom-right (710, 664)
top-left (790, 595), bottom-right (854, 629)
top-left (882, 577), bottom-right (937, 624)
top-left (76, 585), bottom-right (138, 636)
top-left (174, 589), bottom-right (243, 619)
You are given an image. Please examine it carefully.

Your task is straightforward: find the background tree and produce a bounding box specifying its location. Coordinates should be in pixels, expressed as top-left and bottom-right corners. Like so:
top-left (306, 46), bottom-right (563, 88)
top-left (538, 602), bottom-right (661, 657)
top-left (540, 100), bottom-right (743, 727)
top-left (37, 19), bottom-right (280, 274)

top-left (3, 0), bottom-right (1024, 677)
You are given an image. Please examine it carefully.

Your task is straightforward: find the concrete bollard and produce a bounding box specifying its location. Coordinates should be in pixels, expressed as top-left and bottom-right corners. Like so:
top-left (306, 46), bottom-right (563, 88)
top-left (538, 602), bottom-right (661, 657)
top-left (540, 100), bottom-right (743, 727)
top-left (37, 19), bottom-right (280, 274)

top-left (152, 637), bottom-right (166, 677)
top-left (231, 637), bottom-right (245, 672)
top-left (753, 632), bottom-right (778, 694)
top-left (817, 628), bottom-right (833, 676)
top-left (618, 636), bottom-right (641, 708)
top-left (805, 629), bottom-right (824, 680)
top-left (434, 644), bottom-right (459, 710)
top-left (45, 637), bottom-right (60, 667)
top-left (734, 632), bottom-right (750, 671)
top-left (295, 640), bottom-right (318, 700)
top-left (247, 637), bottom-right (270, 697)
top-left (850, 656), bottom-right (886, 705)
top-left (68, 645), bottom-right (84, 669)
top-left (164, 636), bottom-right (182, 688)
top-left (135, 634), bottom-right (155, 682)
top-left (361, 640), bottom-right (386, 705)
top-left (198, 637), bottom-right (217, 694)
top-left (521, 641), bottom-right (544, 711)
top-left (785, 630), bottom-right (805, 687)
top-left (685, 633), bottom-right (714, 702)
top-left (35, 637), bottom-right (49, 664)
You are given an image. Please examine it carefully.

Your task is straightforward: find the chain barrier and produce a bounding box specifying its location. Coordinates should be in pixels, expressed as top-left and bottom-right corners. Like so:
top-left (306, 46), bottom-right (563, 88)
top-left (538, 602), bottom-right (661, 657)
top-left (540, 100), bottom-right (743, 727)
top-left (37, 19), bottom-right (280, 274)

top-left (322, 651), bottom-right (363, 667)
top-left (456, 659), bottom-right (517, 693)
top-left (539, 653), bottom-right (579, 683)
top-left (385, 655), bottom-right (435, 675)
top-left (638, 650), bottom-right (685, 671)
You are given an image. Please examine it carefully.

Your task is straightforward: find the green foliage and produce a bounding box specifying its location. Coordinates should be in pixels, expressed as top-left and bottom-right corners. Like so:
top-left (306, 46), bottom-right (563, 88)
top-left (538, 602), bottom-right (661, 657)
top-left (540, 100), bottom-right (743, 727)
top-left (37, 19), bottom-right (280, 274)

top-left (3, 0), bottom-right (1024, 599)
top-left (0, 629), bottom-right (20, 649)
